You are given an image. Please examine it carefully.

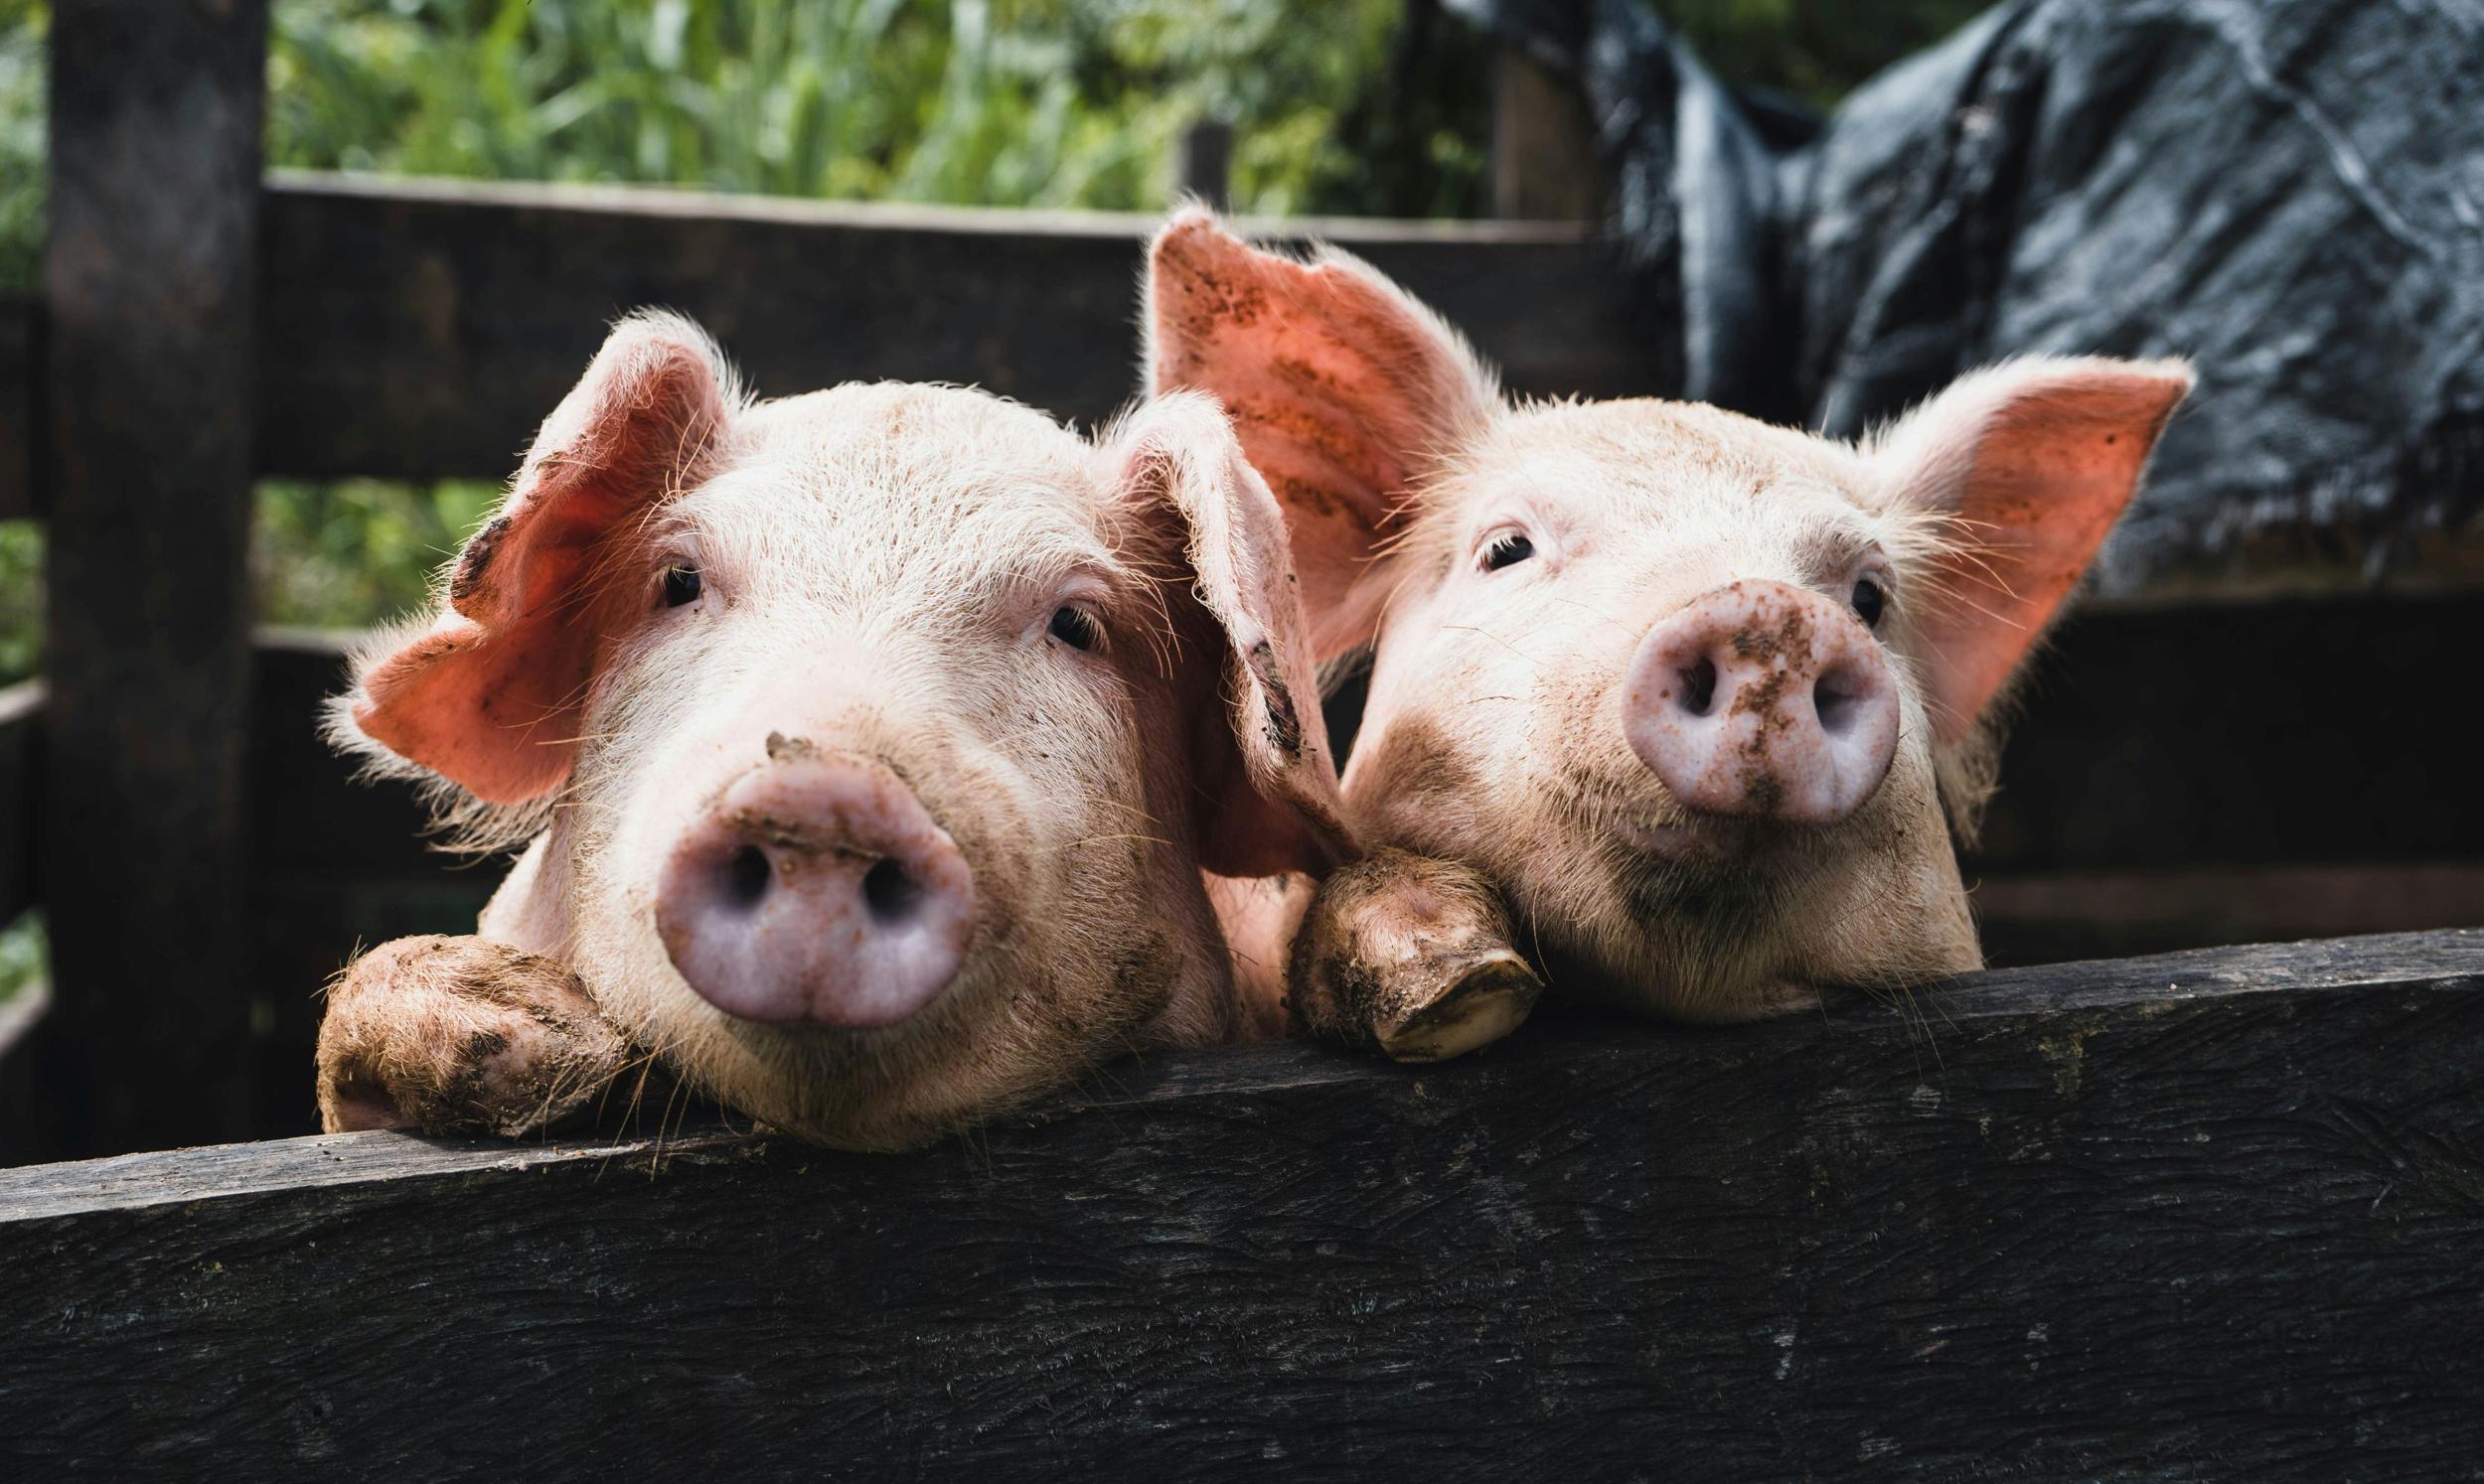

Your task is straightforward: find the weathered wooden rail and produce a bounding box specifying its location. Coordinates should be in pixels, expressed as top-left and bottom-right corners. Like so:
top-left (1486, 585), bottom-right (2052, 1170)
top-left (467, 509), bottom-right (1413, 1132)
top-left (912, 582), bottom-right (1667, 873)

top-left (3, 929), bottom-right (2478, 1479)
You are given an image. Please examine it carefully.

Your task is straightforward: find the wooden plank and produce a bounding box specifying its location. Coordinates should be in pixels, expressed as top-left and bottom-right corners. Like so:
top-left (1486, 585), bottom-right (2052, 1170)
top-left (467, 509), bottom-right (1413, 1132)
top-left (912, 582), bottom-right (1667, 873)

top-left (2, 929), bottom-right (2479, 1478)
top-left (1972, 592), bottom-right (2484, 872)
top-left (1492, 50), bottom-right (1600, 221)
top-left (0, 679), bottom-right (37, 924)
top-left (1975, 863), bottom-right (2484, 967)
top-left (0, 292), bottom-right (34, 520)
top-left (39, 0), bottom-right (267, 1157)
top-left (1176, 118), bottom-right (1234, 213)
top-left (255, 172), bottom-right (1655, 482)
top-left (239, 630), bottom-right (495, 1141)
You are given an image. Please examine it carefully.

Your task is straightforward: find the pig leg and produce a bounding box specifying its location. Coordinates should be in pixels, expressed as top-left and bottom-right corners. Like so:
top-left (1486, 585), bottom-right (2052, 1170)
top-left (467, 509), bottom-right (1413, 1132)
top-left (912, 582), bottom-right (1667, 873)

top-left (1288, 849), bottom-right (1544, 1063)
top-left (317, 935), bottom-right (644, 1137)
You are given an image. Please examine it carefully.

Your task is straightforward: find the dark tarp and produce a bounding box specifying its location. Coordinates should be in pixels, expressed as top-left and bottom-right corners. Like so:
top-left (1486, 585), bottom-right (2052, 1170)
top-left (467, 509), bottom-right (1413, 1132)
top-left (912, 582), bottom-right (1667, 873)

top-left (1452, 0), bottom-right (2484, 593)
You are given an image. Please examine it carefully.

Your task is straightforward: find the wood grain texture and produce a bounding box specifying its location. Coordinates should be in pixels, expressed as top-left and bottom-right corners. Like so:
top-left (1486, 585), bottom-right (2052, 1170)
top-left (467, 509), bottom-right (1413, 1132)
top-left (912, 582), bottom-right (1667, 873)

top-left (2, 929), bottom-right (2478, 1480)
top-left (39, 0), bottom-right (267, 1156)
top-left (254, 172), bottom-right (1657, 482)
top-left (0, 292), bottom-right (34, 520)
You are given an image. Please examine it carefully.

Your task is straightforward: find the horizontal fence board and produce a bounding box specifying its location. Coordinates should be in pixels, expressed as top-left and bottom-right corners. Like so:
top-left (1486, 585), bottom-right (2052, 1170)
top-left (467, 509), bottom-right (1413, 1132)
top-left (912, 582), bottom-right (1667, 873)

top-left (1973, 862), bottom-right (2484, 966)
top-left (2, 929), bottom-right (2479, 1479)
top-left (0, 680), bottom-right (39, 924)
top-left (1971, 592), bottom-right (2484, 871)
top-left (255, 172), bottom-right (1657, 484)
top-left (0, 293), bottom-right (30, 520)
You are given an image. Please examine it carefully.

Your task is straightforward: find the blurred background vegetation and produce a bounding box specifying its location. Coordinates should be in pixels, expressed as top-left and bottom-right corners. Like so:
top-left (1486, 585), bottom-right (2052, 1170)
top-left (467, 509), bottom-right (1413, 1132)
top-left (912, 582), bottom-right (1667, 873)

top-left (0, 0), bottom-right (1979, 997)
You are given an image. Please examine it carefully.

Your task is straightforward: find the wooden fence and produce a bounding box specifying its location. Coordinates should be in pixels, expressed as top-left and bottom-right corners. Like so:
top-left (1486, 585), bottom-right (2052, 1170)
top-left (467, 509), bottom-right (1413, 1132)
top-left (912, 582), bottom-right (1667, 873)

top-left (2, 4), bottom-right (2482, 1474)
top-left (4, 929), bottom-right (2481, 1478)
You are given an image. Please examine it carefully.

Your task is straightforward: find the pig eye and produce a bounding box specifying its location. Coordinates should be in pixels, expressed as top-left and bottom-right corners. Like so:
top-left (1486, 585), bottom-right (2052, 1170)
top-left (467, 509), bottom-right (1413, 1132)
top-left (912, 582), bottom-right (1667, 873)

top-left (1047, 604), bottom-right (1102, 653)
top-left (662, 565), bottom-right (703, 608)
top-left (1480, 531), bottom-right (1535, 571)
top-left (1850, 577), bottom-right (1886, 628)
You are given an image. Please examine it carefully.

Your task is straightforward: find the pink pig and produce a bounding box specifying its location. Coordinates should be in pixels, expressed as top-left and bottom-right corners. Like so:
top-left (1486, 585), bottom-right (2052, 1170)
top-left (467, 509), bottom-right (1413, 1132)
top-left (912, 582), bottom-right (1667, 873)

top-left (1149, 213), bottom-right (2192, 1054)
top-left (314, 311), bottom-right (1349, 1149)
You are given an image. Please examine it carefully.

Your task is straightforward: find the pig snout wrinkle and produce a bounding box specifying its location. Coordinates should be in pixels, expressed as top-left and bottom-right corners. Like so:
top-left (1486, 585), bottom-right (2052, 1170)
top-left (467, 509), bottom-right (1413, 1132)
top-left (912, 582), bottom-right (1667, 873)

top-left (1622, 580), bottom-right (1899, 827)
top-left (656, 753), bottom-right (975, 1029)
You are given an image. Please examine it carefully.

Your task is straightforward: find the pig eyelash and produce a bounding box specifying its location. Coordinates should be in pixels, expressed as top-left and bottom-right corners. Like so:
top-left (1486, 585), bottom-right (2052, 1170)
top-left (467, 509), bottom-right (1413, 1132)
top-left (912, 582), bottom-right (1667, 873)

top-left (1045, 603), bottom-right (1106, 655)
top-left (1476, 528), bottom-right (1536, 572)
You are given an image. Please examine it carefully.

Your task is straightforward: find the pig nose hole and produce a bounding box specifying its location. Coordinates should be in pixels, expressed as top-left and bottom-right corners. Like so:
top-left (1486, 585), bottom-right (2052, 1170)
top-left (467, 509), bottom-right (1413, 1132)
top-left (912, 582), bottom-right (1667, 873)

top-left (724, 845), bottom-right (773, 910)
top-left (1814, 675), bottom-right (1857, 733)
top-left (861, 856), bottom-right (919, 923)
top-left (1677, 658), bottom-right (1719, 717)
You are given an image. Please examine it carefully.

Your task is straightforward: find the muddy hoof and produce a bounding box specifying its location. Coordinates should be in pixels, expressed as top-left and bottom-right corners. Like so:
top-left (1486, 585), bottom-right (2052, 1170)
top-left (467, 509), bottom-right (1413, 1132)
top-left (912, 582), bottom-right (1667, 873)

top-left (1290, 848), bottom-right (1545, 1062)
top-left (317, 935), bottom-right (640, 1138)
top-left (1371, 949), bottom-right (1542, 1063)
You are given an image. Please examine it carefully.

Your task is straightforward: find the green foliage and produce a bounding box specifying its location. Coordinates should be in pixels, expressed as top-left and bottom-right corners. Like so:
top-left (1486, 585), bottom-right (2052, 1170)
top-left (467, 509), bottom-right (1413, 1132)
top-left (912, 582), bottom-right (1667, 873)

top-left (0, 521), bottom-right (35, 681)
top-left (0, 910), bottom-right (41, 1010)
top-left (253, 479), bottom-right (502, 630)
top-left (260, 0), bottom-right (1482, 217)
top-left (0, 1), bottom-right (40, 292)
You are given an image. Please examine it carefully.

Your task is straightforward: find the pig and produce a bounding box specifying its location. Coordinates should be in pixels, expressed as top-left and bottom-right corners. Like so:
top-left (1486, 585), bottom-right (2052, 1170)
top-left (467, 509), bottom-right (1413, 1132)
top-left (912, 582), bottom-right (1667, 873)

top-left (1148, 212), bottom-right (2192, 1053)
top-left (314, 309), bottom-right (1350, 1150)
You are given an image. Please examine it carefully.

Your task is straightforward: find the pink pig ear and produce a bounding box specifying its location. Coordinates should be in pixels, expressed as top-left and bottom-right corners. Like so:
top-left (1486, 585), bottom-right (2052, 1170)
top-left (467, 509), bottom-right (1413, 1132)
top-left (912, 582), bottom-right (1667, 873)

top-left (1873, 356), bottom-right (2194, 744)
top-left (1147, 209), bottom-right (1498, 662)
top-left (342, 312), bottom-right (740, 804)
top-left (1108, 391), bottom-right (1357, 878)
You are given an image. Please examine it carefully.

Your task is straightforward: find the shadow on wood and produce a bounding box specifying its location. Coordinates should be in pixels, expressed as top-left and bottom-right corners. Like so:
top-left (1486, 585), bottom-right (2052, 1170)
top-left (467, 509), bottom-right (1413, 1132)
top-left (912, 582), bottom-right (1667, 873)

top-left (2, 929), bottom-right (2478, 1479)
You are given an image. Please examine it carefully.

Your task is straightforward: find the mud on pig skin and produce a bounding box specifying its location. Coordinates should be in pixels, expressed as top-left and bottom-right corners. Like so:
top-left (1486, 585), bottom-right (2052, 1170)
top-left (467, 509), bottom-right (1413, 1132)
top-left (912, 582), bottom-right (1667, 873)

top-left (1149, 211), bottom-right (2191, 1052)
top-left (317, 310), bottom-right (1349, 1150)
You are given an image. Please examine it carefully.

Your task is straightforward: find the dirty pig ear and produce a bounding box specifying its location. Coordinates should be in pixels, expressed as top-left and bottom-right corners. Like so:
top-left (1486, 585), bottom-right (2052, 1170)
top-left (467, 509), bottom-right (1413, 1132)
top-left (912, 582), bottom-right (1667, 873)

top-left (1108, 391), bottom-right (1357, 877)
top-left (1873, 355), bottom-right (2194, 745)
top-left (1146, 208), bottom-right (1498, 662)
top-left (338, 312), bottom-right (741, 805)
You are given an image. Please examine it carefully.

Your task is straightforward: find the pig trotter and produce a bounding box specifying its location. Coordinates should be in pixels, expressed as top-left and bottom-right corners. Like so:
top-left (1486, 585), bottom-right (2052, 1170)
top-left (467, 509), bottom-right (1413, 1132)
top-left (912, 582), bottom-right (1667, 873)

top-left (1289, 849), bottom-right (1543, 1063)
top-left (317, 935), bottom-right (641, 1138)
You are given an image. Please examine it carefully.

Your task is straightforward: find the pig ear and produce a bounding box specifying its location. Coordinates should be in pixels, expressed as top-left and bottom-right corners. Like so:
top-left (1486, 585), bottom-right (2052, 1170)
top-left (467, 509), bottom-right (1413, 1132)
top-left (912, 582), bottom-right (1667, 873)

top-left (1109, 392), bottom-right (1357, 878)
top-left (1873, 356), bottom-right (2194, 744)
top-left (1147, 208), bottom-right (1498, 662)
top-left (341, 312), bottom-right (740, 805)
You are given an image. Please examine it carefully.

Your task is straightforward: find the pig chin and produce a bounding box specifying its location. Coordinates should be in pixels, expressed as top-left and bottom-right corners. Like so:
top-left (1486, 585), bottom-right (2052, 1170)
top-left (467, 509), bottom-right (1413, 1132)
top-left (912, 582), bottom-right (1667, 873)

top-left (1526, 748), bottom-right (1973, 1021)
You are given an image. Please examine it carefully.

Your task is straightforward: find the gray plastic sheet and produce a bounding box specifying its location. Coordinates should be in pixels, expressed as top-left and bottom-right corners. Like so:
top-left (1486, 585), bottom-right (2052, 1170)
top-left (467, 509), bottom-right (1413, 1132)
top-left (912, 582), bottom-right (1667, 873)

top-left (1456, 0), bottom-right (2484, 591)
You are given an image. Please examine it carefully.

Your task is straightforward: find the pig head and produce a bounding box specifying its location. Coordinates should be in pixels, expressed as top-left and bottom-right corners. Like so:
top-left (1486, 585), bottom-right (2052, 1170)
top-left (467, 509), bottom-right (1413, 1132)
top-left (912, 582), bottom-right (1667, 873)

top-left (1150, 213), bottom-right (2190, 1023)
top-left (329, 311), bottom-right (1345, 1147)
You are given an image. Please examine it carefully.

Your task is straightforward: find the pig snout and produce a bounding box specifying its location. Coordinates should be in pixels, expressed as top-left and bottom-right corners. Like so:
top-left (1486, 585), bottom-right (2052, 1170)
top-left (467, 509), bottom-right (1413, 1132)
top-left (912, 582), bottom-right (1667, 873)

top-left (1622, 580), bottom-right (1900, 826)
top-left (655, 749), bottom-right (976, 1029)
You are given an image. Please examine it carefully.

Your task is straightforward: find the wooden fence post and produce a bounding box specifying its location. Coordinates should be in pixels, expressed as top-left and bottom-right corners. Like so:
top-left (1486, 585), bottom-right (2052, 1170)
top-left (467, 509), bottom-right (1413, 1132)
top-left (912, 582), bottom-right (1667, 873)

top-left (1176, 118), bottom-right (1233, 213)
top-left (1491, 50), bottom-right (1598, 221)
top-left (40, 0), bottom-right (267, 1155)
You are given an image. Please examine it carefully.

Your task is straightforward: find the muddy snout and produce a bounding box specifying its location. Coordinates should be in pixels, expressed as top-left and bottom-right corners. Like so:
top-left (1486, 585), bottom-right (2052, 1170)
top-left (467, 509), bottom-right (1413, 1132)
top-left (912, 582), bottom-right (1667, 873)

top-left (656, 746), bottom-right (976, 1029)
top-left (1622, 579), bottom-right (1899, 826)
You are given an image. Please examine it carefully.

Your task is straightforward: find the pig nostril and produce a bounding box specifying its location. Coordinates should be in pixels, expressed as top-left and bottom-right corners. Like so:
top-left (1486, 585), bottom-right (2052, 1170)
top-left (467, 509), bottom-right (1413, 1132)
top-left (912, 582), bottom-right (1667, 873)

top-left (1677, 658), bottom-right (1718, 718)
top-left (724, 845), bottom-right (772, 910)
top-left (1815, 676), bottom-right (1855, 733)
top-left (861, 856), bottom-right (918, 923)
